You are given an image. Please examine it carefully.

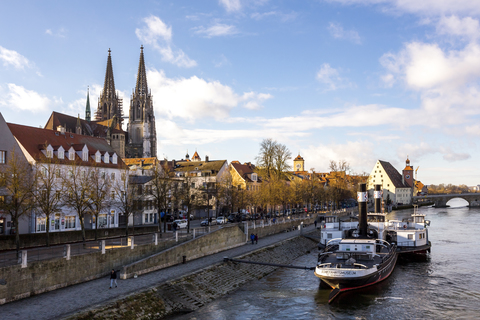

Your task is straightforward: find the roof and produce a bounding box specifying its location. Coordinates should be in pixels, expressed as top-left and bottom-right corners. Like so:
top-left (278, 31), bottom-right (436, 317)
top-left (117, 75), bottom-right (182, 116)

top-left (378, 160), bottom-right (409, 188)
top-left (174, 159), bottom-right (226, 175)
top-left (192, 151), bottom-right (201, 160)
top-left (123, 157), bottom-right (157, 167)
top-left (7, 122), bottom-right (126, 169)
top-left (45, 111), bottom-right (123, 137)
top-left (230, 162), bottom-right (261, 183)
top-left (294, 154), bottom-right (304, 161)
top-left (129, 175), bottom-right (153, 184)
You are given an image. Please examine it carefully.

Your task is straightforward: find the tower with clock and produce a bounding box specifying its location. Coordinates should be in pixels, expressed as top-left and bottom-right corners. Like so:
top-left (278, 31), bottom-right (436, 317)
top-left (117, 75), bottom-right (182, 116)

top-left (402, 156), bottom-right (414, 188)
top-left (294, 154), bottom-right (305, 172)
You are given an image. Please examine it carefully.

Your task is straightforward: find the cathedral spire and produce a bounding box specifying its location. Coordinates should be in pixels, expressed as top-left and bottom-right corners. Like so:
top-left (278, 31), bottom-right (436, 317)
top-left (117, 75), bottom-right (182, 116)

top-left (103, 48), bottom-right (116, 100)
top-left (85, 86), bottom-right (91, 122)
top-left (135, 45), bottom-right (148, 96)
top-left (95, 48), bottom-right (123, 125)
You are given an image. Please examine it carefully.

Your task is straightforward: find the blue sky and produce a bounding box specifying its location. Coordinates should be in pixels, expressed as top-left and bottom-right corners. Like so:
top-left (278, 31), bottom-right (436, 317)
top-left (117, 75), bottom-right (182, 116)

top-left (1, 0), bottom-right (480, 186)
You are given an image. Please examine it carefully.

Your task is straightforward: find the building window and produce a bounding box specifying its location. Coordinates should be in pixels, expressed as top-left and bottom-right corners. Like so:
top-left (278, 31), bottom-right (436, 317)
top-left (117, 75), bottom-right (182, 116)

top-left (101, 171), bottom-right (106, 179)
top-left (36, 218), bottom-right (46, 232)
top-left (65, 216), bottom-right (76, 229)
top-left (58, 150), bottom-right (64, 159)
top-left (46, 150), bottom-right (53, 158)
top-left (98, 214), bottom-right (107, 228)
top-left (0, 150), bottom-right (6, 164)
top-left (69, 151), bottom-right (75, 161)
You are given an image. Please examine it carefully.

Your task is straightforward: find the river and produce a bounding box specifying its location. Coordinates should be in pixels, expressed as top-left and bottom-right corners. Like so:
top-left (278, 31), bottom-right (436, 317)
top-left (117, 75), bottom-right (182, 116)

top-left (173, 198), bottom-right (480, 320)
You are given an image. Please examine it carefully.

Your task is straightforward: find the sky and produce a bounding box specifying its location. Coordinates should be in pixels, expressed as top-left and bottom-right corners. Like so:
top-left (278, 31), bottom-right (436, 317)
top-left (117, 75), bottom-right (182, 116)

top-left (1, 0), bottom-right (480, 186)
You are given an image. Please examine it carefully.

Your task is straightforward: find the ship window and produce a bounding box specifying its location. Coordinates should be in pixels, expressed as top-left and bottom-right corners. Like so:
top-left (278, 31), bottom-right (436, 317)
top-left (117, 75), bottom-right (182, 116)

top-left (327, 233), bottom-right (332, 239)
top-left (408, 234), bottom-right (413, 239)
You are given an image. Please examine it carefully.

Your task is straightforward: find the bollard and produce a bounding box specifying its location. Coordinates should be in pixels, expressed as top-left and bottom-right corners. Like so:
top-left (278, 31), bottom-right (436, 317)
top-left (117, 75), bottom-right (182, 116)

top-left (182, 255), bottom-right (186, 264)
top-left (245, 222), bottom-right (249, 242)
top-left (64, 244), bottom-right (71, 260)
top-left (21, 250), bottom-right (27, 268)
top-left (128, 236), bottom-right (134, 249)
top-left (193, 229), bottom-right (196, 239)
top-left (175, 231), bottom-right (178, 242)
top-left (154, 233), bottom-right (158, 245)
top-left (101, 240), bottom-right (105, 254)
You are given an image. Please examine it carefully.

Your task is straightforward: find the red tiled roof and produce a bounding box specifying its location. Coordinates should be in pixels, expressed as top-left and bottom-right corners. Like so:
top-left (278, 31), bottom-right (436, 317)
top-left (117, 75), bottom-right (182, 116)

top-left (7, 122), bottom-right (126, 169)
top-left (45, 111), bottom-right (124, 137)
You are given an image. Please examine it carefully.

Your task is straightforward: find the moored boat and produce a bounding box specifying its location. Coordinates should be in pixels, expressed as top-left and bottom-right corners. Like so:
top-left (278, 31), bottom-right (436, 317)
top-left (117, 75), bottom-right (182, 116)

top-left (314, 183), bottom-right (398, 303)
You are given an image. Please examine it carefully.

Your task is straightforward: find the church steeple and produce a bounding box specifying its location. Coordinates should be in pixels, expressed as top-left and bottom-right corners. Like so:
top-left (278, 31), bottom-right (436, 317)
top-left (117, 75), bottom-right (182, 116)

top-left (103, 48), bottom-right (116, 100)
top-left (95, 48), bottom-right (123, 126)
top-left (85, 86), bottom-right (91, 122)
top-left (126, 46), bottom-right (157, 158)
top-left (135, 45), bottom-right (148, 96)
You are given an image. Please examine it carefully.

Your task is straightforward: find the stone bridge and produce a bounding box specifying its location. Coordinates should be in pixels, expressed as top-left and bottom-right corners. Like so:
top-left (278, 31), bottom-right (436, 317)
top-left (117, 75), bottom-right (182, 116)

top-left (413, 193), bottom-right (480, 207)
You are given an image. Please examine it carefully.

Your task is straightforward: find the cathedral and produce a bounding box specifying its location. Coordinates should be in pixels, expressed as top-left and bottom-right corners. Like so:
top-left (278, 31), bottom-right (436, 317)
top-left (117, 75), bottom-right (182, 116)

top-left (45, 46), bottom-right (157, 159)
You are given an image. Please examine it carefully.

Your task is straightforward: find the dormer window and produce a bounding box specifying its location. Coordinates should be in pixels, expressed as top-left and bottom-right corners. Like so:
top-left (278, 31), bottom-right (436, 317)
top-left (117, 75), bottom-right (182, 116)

top-left (104, 152), bottom-right (110, 164)
top-left (252, 173), bottom-right (257, 182)
top-left (46, 150), bottom-right (53, 158)
top-left (82, 145), bottom-right (89, 162)
top-left (57, 146), bottom-right (65, 159)
top-left (112, 153), bottom-right (117, 164)
top-left (95, 151), bottom-right (101, 163)
top-left (69, 150), bottom-right (75, 161)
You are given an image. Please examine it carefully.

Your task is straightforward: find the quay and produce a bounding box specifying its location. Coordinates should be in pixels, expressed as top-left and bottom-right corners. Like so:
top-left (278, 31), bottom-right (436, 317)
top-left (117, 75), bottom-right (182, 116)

top-left (0, 222), bottom-right (318, 320)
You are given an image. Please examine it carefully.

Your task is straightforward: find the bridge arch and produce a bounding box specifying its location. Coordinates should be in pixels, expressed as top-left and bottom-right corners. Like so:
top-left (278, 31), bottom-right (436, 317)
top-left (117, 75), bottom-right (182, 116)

top-left (446, 198), bottom-right (469, 207)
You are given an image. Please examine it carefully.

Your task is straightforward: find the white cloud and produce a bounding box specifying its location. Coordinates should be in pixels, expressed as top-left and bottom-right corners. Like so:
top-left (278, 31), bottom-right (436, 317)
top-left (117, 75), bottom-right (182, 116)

top-left (397, 143), bottom-right (470, 163)
top-left (45, 27), bottom-right (67, 38)
top-left (0, 83), bottom-right (50, 112)
top-left (327, 0), bottom-right (480, 17)
top-left (328, 22), bottom-right (361, 44)
top-left (193, 23), bottom-right (239, 38)
top-left (250, 11), bottom-right (298, 22)
top-left (0, 46), bottom-right (32, 70)
top-left (147, 69), bottom-right (273, 121)
top-left (316, 63), bottom-right (354, 91)
top-left (219, 0), bottom-right (242, 12)
top-left (136, 16), bottom-right (196, 68)
top-left (436, 16), bottom-right (480, 40)
top-left (441, 148), bottom-right (471, 162)
top-left (304, 140), bottom-right (376, 173)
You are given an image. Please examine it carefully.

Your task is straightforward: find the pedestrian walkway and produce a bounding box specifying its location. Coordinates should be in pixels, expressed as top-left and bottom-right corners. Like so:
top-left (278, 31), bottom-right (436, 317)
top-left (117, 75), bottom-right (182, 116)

top-left (0, 225), bottom-right (317, 320)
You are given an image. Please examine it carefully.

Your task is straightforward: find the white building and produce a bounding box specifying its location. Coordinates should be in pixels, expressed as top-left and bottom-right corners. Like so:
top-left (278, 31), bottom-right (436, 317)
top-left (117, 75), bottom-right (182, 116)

top-left (0, 113), bottom-right (127, 234)
top-left (367, 158), bottom-right (414, 206)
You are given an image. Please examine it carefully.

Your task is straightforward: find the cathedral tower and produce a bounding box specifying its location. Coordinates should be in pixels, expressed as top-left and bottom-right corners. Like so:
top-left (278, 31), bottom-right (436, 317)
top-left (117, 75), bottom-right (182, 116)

top-left (85, 87), bottom-right (91, 122)
top-left (126, 46), bottom-right (157, 158)
top-left (95, 49), bottom-right (124, 126)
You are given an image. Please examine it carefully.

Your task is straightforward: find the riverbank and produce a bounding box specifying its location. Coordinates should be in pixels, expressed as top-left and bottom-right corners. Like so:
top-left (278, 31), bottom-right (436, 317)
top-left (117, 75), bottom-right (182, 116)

top-left (67, 235), bottom-right (318, 320)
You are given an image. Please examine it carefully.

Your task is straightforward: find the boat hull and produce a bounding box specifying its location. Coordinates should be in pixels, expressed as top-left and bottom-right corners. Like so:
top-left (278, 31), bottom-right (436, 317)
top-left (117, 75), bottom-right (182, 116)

top-left (315, 252), bottom-right (398, 301)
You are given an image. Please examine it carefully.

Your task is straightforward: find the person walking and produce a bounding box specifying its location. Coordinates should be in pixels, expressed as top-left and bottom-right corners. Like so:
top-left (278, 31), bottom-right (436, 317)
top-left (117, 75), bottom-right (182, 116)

top-left (314, 219), bottom-right (318, 228)
top-left (110, 269), bottom-right (117, 289)
top-left (255, 234), bottom-right (258, 244)
top-left (172, 221), bottom-right (177, 233)
top-left (250, 233), bottom-right (255, 245)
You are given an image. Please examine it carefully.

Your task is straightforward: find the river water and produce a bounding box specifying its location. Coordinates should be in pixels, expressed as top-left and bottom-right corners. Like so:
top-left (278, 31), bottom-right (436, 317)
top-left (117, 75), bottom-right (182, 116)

top-left (174, 198), bottom-right (480, 320)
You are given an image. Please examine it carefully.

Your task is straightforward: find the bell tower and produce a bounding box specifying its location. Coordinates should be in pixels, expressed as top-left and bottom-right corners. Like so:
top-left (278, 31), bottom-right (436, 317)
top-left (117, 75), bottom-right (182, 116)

top-left (402, 156), bottom-right (414, 187)
top-left (293, 154), bottom-right (305, 172)
top-left (126, 46), bottom-right (157, 158)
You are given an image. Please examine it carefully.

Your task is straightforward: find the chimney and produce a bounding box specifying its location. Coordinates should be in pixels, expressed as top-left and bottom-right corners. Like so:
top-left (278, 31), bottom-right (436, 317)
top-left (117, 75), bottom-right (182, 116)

top-left (358, 183), bottom-right (368, 238)
top-left (57, 125), bottom-right (66, 134)
top-left (172, 159), bottom-right (176, 168)
top-left (374, 184), bottom-right (382, 213)
top-left (205, 155), bottom-right (209, 162)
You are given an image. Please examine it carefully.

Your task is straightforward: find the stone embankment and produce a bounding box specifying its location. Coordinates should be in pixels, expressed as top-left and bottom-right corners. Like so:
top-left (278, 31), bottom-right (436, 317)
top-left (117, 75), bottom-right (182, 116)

top-left (68, 235), bottom-right (318, 320)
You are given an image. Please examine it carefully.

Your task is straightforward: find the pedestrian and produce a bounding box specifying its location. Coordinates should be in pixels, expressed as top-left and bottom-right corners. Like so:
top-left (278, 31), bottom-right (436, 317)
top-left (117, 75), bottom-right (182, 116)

top-left (172, 221), bottom-right (177, 233)
top-left (255, 234), bottom-right (258, 244)
top-left (314, 219), bottom-right (318, 228)
top-left (110, 269), bottom-right (117, 289)
top-left (250, 233), bottom-right (255, 245)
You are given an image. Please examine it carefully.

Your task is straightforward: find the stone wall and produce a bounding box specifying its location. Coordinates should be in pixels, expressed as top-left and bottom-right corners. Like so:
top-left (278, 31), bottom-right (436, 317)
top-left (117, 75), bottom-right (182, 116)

top-left (68, 236), bottom-right (318, 320)
top-left (0, 226), bottom-right (159, 251)
top-left (120, 224), bottom-right (246, 279)
top-left (246, 216), bottom-right (316, 240)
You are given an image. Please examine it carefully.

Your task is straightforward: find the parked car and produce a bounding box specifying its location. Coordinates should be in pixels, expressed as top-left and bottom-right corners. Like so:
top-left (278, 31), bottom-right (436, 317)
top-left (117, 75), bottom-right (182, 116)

top-left (216, 216), bottom-right (227, 224)
top-left (227, 214), bottom-right (240, 223)
top-left (200, 219), bottom-right (209, 226)
top-left (173, 219), bottom-right (187, 229)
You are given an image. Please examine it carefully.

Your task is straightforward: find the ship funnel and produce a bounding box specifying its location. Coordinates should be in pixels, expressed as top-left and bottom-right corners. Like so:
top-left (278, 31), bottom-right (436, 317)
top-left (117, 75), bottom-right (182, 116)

top-left (358, 183), bottom-right (368, 238)
top-left (374, 184), bottom-right (382, 213)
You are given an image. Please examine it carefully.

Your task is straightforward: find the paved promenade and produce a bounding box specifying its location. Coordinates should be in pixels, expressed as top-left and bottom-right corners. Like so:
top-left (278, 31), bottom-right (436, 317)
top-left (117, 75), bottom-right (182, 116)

top-left (0, 225), bottom-right (317, 320)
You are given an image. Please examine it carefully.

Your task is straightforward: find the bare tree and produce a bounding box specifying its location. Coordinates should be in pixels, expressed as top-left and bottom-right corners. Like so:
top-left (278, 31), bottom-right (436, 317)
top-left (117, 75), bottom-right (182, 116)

top-left (112, 168), bottom-right (137, 237)
top-left (87, 166), bottom-right (112, 240)
top-left (0, 149), bottom-right (35, 254)
top-left (150, 160), bottom-right (173, 234)
top-left (61, 161), bottom-right (91, 246)
top-left (33, 159), bottom-right (64, 246)
top-left (255, 138), bottom-right (292, 180)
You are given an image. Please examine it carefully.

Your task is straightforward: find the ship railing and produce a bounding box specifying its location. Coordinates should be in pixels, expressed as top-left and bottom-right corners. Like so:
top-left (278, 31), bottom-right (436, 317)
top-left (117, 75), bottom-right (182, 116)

top-left (396, 241), bottom-right (415, 247)
top-left (353, 263), bottom-right (368, 269)
top-left (317, 262), bottom-right (333, 268)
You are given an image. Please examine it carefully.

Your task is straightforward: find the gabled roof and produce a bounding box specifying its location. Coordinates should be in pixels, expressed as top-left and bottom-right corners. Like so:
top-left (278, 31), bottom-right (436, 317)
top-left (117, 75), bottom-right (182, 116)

top-left (378, 160), bottom-right (409, 188)
top-left (7, 122), bottom-right (126, 169)
top-left (174, 159), bottom-right (226, 175)
top-left (45, 111), bottom-right (123, 137)
top-left (129, 175), bottom-right (153, 184)
top-left (124, 157), bottom-right (157, 167)
top-left (230, 162), bottom-right (261, 183)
